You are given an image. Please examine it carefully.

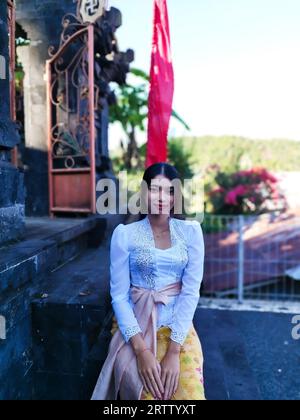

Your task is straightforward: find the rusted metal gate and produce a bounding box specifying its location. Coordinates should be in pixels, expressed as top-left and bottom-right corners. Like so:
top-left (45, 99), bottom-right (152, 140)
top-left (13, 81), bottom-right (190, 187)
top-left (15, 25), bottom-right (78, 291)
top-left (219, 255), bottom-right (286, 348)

top-left (46, 15), bottom-right (98, 216)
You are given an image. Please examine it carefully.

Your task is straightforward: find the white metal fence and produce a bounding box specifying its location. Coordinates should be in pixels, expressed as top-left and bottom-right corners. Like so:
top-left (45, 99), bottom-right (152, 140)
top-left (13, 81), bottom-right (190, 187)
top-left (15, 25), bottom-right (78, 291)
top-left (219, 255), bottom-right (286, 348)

top-left (201, 212), bottom-right (300, 303)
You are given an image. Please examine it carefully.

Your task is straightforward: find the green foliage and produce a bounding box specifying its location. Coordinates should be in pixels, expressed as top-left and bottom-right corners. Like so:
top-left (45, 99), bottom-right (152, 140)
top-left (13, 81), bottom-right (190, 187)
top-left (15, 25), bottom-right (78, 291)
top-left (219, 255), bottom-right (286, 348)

top-left (176, 135), bottom-right (300, 173)
top-left (113, 134), bottom-right (300, 177)
top-left (138, 143), bottom-right (146, 160)
top-left (109, 83), bottom-right (148, 133)
top-left (16, 23), bottom-right (30, 48)
top-left (130, 68), bottom-right (150, 81)
top-left (167, 138), bottom-right (194, 179)
top-left (171, 110), bottom-right (190, 131)
top-left (133, 138), bottom-right (194, 179)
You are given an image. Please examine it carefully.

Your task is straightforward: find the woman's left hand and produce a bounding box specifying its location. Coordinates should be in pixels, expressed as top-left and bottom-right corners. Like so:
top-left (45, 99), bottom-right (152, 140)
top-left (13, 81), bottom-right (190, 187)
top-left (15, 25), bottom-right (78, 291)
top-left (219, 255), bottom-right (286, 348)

top-left (160, 352), bottom-right (180, 400)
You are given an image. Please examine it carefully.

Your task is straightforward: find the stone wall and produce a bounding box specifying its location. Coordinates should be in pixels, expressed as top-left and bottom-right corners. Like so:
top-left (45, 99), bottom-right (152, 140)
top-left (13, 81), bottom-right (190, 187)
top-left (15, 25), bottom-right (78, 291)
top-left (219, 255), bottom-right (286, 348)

top-left (0, 1), bottom-right (25, 246)
top-left (0, 216), bottom-right (108, 400)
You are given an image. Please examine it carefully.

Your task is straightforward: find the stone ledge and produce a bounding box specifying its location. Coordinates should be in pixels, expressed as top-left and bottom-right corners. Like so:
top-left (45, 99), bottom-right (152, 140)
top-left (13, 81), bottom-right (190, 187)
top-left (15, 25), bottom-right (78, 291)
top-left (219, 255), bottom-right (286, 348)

top-left (0, 204), bottom-right (25, 246)
top-left (0, 215), bottom-right (107, 294)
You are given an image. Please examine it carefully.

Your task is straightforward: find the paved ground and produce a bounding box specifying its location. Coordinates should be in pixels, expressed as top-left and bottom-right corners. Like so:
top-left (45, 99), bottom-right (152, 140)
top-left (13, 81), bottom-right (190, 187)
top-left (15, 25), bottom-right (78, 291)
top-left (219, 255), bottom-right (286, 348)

top-left (195, 308), bottom-right (300, 400)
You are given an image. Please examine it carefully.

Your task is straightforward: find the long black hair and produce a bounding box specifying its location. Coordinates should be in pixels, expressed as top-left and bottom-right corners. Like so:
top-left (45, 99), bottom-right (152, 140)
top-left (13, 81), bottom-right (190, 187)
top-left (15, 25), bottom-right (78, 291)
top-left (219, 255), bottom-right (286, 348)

top-left (139, 162), bottom-right (185, 221)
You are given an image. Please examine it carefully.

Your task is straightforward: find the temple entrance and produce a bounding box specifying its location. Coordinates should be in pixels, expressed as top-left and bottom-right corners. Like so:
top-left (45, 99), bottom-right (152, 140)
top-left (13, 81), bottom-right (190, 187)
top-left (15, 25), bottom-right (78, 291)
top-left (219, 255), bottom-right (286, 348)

top-left (7, 0), bottom-right (132, 217)
top-left (47, 23), bottom-right (97, 216)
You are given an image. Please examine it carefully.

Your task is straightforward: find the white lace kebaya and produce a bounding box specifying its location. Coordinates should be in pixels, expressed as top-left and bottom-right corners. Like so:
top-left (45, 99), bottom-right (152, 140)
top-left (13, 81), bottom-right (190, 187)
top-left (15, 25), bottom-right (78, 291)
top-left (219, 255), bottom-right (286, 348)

top-left (109, 215), bottom-right (205, 346)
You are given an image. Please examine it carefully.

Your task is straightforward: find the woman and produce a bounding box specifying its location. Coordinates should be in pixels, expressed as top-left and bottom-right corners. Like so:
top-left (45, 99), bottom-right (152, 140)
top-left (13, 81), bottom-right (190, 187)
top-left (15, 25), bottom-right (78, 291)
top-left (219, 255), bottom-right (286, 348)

top-left (91, 162), bottom-right (206, 401)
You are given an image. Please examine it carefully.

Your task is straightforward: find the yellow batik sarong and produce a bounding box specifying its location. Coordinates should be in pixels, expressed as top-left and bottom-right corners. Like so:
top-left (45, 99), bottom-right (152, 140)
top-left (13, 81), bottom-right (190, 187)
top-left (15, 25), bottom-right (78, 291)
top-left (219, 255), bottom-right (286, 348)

top-left (110, 316), bottom-right (206, 401)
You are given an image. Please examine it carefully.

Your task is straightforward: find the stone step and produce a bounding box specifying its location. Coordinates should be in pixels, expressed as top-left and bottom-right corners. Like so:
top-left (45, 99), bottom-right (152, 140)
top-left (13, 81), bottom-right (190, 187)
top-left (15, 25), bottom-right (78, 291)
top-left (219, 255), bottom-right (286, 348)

top-left (0, 214), bottom-right (121, 400)
top-left (30, 217), bottom-right (122, 400)
top-left (0, 216), bottom-right (106, 295)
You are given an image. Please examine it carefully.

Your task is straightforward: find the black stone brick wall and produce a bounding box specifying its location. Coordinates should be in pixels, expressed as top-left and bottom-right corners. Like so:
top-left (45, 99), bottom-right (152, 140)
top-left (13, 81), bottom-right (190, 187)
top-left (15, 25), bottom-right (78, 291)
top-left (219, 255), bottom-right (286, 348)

top-left (0, 1), bottom-right (25, 245)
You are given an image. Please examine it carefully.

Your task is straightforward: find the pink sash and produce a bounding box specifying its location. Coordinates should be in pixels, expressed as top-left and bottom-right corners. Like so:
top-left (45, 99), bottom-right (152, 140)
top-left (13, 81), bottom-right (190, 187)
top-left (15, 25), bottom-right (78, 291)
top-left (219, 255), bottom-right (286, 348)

top-left (91, 281), bottom-right (182, 400)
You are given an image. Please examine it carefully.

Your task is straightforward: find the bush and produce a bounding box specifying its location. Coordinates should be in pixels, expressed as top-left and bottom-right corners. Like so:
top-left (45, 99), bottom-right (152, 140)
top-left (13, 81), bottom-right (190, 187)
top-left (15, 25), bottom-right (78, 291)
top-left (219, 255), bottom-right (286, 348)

top-left (207, 167), bottom-right (288, 215)
top-left (167, 138), bottom-right (195, 180)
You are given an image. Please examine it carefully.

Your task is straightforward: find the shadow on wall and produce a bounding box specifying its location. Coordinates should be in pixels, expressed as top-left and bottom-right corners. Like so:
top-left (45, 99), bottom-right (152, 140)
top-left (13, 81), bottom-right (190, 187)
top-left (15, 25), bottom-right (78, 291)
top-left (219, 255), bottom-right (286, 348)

top-left (16, 146), bottom-right (50, 217)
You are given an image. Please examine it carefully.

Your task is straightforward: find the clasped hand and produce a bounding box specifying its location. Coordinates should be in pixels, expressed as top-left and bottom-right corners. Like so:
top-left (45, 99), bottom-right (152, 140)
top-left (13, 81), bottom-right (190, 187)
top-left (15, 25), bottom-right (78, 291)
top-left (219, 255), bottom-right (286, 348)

top-left (137, 349), bottom-right (180, 400)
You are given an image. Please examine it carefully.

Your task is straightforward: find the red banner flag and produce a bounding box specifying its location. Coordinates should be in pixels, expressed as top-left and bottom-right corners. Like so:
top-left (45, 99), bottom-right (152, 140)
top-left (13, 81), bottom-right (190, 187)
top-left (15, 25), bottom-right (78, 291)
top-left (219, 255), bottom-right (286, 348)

top-left (145, 0), bottom-right (174, 168)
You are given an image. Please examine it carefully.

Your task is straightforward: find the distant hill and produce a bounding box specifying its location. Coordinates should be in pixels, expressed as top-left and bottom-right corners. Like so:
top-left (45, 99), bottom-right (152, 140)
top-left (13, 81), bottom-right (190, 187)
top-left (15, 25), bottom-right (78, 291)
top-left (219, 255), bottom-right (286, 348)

top-left (111, 135), bottom-right (300, 173)
top-left (169, 136), bottom-right (300, 173)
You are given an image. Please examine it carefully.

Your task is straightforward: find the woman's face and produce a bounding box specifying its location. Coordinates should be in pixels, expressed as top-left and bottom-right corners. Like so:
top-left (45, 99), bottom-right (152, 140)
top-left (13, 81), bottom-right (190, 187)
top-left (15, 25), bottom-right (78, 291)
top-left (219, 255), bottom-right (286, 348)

top-left (147, 175), bottom-right (175, 215)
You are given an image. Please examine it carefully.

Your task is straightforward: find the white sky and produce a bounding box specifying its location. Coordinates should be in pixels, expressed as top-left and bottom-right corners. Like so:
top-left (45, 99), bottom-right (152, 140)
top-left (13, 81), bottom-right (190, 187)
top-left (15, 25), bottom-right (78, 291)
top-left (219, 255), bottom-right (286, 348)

top-left (108, 0), bottom-right (300, 151)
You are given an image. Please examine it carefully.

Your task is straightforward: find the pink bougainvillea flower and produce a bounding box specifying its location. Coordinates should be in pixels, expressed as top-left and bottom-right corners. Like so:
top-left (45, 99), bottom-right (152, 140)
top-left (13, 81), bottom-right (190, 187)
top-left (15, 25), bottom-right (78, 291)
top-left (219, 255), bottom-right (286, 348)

top-left (253, 167), bottom-right (278, 183)
top-left (209, 166), bottom-right (283, 214)
top-left (225, 185), bottom-right (248, 206)
top-left (272, 190), bottom-right (280, 200)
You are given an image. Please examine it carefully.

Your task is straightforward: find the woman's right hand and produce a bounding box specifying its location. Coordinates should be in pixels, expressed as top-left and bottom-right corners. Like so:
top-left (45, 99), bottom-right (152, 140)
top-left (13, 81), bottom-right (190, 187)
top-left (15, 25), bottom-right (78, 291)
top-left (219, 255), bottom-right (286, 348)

top-left (136, 350), bottom-right (164, 400)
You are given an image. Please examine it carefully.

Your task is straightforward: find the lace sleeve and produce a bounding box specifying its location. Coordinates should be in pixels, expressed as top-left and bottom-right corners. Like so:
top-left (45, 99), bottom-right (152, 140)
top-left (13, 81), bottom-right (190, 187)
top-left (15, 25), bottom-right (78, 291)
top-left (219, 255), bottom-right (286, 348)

top-left (110, 224), bottom-right (142, 343)
top-left (170, 221), bottom-right (205, 345)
